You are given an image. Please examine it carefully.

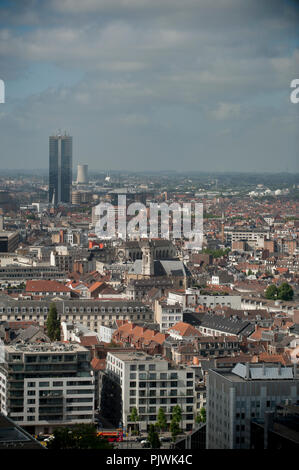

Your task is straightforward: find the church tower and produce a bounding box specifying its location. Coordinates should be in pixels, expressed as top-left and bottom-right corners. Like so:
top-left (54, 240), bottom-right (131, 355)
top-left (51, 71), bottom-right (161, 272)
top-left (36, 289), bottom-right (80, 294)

top-left (141, 241), bottom-right (154, 276)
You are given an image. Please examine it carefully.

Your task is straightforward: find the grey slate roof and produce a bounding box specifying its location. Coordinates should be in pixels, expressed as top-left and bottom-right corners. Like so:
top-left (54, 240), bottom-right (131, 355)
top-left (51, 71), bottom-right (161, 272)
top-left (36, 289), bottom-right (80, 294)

top-left (128, 259), bottom-right (188, 277)
top-left (199, 313), bottom-right (255, 337)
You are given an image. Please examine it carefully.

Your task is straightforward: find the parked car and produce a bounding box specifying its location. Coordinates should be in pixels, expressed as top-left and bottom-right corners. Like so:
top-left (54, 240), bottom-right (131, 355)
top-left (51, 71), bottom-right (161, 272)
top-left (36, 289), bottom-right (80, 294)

top-left (141, 440), bottom-right (151, 448)
top-left (160, 436), bottom-right (172, 442)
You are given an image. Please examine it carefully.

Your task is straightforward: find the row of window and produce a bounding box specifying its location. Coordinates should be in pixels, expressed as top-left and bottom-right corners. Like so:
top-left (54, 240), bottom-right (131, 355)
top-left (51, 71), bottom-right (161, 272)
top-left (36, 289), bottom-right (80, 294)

top-left (0, 306), bottom-right (150, 314)
top-left (27, 380), bottom-right (92, 387)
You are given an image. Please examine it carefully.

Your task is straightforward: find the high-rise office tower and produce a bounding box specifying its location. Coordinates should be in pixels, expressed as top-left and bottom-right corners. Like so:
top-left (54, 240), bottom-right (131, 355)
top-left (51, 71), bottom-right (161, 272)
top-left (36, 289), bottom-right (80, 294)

top-left (49, 132), bottom-right (72, 205)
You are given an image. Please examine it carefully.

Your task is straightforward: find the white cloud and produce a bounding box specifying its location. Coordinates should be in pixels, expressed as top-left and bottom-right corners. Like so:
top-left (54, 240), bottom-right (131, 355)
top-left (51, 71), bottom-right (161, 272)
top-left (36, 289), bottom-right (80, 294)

top-left (0, 0), bottom-right (298, 171)
top-left (211, 102), bottom-right (241, 120)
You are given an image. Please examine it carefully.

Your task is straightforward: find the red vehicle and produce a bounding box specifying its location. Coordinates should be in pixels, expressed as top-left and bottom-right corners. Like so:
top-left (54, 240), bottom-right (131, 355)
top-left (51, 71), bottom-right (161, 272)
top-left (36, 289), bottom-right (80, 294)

top-left (97, 430), bottom-right (123, 442)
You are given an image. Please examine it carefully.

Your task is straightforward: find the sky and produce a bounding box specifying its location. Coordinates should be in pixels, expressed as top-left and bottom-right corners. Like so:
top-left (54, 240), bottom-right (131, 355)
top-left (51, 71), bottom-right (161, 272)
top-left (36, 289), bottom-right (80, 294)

top-left (0, 0), bottom-right (298, 173)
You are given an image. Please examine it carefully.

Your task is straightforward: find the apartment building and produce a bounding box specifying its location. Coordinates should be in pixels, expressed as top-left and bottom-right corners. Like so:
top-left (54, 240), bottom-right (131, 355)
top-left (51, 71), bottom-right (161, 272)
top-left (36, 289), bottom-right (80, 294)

top-left (206, 362), bottom-right (299, 449)
top-left (0, 299), bottom-right (154, 331)
top-left (198, 313), bottom-right (255, 338)
top-left (50, 246), bottom-right (74, 273)
top-left (0, 342), bottom-right (95, 434)
top-left (154, 299), bottom-right (183, 333)
top-left (0, 231), bottom-right (19, 253)
top-left (105, 351), bottom-right (195, 432)
top-left (225, 228), bottom-right (270, 248)
top-left (166, 290), bottom-right (241, 310)
top-left (25, 280), bottom-right (72, 298)
top-left (0, 265), bottom-right (65, 280)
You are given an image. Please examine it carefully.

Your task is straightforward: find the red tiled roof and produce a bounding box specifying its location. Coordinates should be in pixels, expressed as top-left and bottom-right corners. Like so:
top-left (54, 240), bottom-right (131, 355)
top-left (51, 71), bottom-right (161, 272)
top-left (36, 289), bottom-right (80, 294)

top-left (91, 357), bottom-right (106, 370)
top-left (26, 280), bottom-right (71, 293)
top-left (89, 281), bottom-right (105, 293)
top-left (248, 326), bottom-right (269, 341)
top-left (80, 336), bottom-right (100, 346)
top-left (168, 322), bottom-right (202, 337)
top-left (8, 321), bottom-right (39, 330)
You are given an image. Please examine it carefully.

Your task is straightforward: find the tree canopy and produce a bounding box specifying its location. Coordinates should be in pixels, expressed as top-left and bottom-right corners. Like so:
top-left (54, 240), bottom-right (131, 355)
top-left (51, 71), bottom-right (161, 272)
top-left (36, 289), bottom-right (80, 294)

top-left (147, 424), bottom-right (161, 449)
top-left (170, 418), bottom-right (180, 442)
top-left (46, 303), bottom-right (61, 341)
top-left (46, 424), bottom-right (113, 450)
top-left (156, 407), bottom-right (167, 432)
top-left (277, 282), bottom-right (294, 301)
top-left (265, 283), bottom-right (294, 301)
top-left (196, 407), bottom-right (206, 424)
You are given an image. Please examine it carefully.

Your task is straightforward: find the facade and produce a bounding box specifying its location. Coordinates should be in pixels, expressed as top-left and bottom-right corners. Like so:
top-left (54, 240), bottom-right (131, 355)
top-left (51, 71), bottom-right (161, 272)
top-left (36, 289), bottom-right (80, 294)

top-left (154, 300), bottom-right (183, 333)
top-left (50, 246), bottom-right (75, 273)
top-left (49, 133), bottom-right (72, 205)
top-left (0, 342), bottom-right (94, 434)
top-left (0, 231), bottom-right (19, 253)
top-left (116, 239), bottom-right (177, 262)
top-left (206, 362), bottom-right (299, 449)
top-left (105, 350), bottom-right (195, 432)
top-left (167, 290), bottom-right (242, 310)
top-left (99, 324), bottom-right (117, 343)
top-left (0, 298), bottom-right (154, 330)
top-left (25, 280), bottom-right (72, 298)
top-left (225, 228), bottom-right (270, 249)
top-left (0, 265), bottom-right (65, 280)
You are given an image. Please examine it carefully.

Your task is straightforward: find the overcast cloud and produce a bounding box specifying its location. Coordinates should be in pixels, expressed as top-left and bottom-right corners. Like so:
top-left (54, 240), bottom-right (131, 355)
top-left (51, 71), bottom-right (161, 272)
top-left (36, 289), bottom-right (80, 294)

top-left (0, 0), bottom-right (298, 172)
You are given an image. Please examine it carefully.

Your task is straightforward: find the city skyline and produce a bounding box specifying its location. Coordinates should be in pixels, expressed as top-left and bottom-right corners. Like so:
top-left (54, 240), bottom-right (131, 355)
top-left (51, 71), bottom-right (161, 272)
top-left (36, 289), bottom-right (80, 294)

top-left (0, 0), bottom-right (298, 173)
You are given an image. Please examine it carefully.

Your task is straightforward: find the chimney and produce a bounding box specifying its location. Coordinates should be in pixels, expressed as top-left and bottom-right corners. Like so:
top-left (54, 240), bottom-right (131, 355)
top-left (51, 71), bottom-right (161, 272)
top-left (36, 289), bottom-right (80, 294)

top-left (245, 362), bottom-right (250, 379)
top-left (262, 362), bottom-right (266, 376)
top-left (278, 362), bottom-right (281, 375)
top-left (4, 327), bottom-right (10, 344)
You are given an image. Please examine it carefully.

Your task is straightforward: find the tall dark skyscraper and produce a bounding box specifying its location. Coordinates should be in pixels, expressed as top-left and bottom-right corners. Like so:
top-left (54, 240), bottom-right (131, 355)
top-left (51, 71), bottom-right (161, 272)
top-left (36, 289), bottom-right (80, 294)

top-left (49, 132), bottom-right (72, 205)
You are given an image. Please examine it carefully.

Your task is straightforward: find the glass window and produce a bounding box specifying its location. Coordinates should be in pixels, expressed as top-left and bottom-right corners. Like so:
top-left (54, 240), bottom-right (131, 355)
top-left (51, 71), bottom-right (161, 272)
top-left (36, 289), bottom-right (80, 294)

top-left (39, 382), bottom-right (50, 387)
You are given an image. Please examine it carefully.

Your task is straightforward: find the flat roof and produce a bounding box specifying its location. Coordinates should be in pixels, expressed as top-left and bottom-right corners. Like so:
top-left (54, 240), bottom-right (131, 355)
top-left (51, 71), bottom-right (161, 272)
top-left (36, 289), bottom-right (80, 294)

top-left (5, 342), bottom-right (88, 354)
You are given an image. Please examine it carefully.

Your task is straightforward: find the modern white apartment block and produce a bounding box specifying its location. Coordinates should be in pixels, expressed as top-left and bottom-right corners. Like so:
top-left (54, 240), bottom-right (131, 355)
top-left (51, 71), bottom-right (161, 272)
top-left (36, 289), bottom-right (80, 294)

top-left (105, 351), bottom-right (195, 432)
top-left (0, 342), bottom-right (95, 434)
top-left (99, 324), bottom-right (117, 343)
top-left (206, 363), bottom-right (299, 449)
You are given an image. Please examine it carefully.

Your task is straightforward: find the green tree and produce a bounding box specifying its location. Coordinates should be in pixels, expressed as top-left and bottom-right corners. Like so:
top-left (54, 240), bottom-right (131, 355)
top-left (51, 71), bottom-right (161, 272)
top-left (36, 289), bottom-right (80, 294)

top-left (170, 418), bottom-right (180, 442)
top-left (147, 424), bottom-right (161, 449)
top-left (265, 284), bottom-right (278, 300)
top-left (196, 407), bottom-right (206, 424)
top-left (156, 407), bottom-right (167, 432)
top-left (46, 303), bottom-right (61, 341)
top-left (172, 405), bottom-right (182, 425)
top-left (129, 407), bottom-right (139, 434)
top-left (47, 424), bottom-right (113, 449)
top-left (277, 282), bottom-right (294, 301)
